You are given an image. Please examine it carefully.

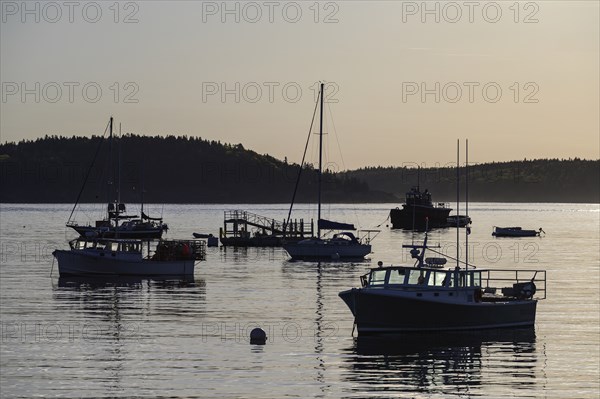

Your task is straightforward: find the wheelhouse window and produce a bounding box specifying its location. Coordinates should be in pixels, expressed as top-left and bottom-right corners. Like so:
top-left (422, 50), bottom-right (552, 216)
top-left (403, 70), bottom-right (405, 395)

top-left (470, 271), bottom-right (482, 287)
top-left (449, 271), bottom-right (482, 287)
top-left (407, 269), bottom-right (427, 285)
top-left (104, 242), bottom-right (118, 251)
top-left (369, 269), bottom-right (388, 286)
top-left (428, 271), bottom-right (448, 287)
top-left (388, 269), bottom-right (406, 285)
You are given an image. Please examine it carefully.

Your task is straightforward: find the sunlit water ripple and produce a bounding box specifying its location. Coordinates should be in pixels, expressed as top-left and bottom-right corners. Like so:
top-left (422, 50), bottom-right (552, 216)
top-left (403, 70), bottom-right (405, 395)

top-left (1, 203), bottom-right (598, 398)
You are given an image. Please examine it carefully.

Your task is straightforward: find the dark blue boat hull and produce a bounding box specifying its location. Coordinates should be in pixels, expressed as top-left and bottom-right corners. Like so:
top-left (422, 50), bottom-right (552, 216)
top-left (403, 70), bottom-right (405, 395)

top-left (339, 288), bottom-right (537, 333)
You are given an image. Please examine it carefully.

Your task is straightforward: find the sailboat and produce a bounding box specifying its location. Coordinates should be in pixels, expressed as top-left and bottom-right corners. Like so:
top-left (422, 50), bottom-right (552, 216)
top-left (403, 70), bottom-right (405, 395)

top-left (66, 117), bottom-right (168, 239)
top-left (283, 83), bottom-right (374, 261)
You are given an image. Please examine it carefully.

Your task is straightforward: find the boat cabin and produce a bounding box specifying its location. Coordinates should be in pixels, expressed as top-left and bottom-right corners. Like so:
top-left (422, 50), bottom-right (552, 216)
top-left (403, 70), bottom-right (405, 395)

top-left (360, 265), bottom-right (546, 302)
top-left (68, 237), bottom-right (207, 262)
top-left (362, 266), bottom-right (481, 290)
top-left (70, 238), bottom-right (142, 253)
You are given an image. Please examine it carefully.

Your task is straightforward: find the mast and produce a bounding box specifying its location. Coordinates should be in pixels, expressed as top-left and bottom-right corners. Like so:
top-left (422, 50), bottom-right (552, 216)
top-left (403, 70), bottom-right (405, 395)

top-left (456, 139), bottom-right (460, 270)
top-left (115, 121), bottom-right (122, 232)
top-left (465, 139), bottom-right (469, 271)
top-left (317, 82), bottom-right (324, 238)
top-left (107, 116), bottom-right (114, 222)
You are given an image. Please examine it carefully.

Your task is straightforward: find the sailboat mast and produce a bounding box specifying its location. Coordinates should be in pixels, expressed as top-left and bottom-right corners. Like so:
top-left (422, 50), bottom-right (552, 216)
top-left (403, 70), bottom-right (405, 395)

top-left (317, 82), bottom-right (324, 238)
top-left (465, 139), bottom-right (469, 271)
top-left (108, 116), bottom-right (114, 221)
top-left (456, 139), bottom-right (460, 269)
top-left (115, 122), bottom-right (122, 231)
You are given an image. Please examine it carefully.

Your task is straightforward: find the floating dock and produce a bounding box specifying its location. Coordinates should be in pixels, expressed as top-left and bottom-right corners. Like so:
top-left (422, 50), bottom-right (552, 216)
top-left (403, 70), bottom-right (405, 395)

top-left (220, 210), bottom-right (313, 247)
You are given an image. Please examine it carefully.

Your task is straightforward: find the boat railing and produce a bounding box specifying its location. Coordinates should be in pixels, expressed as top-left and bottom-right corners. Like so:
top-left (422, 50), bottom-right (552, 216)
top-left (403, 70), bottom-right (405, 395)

top-left (358, 229), bottom-right (380, 244)
top-left (480, 269), bottom-right (546, 299)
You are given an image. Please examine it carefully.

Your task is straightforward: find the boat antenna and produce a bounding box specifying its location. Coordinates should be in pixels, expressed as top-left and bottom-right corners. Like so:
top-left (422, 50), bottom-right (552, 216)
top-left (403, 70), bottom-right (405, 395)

top-left (118, 122), bottom-right (122, 205)
top-left (141, 153), bottom-right (145, 218)
top-left (411, 165), bottom-right (419, 237)
top-left (456, 139), bottom-right (460, 270)
top-left (465, 139), bottom-right (469, 271)
top-left (317, 82), bottom-right (324, 238)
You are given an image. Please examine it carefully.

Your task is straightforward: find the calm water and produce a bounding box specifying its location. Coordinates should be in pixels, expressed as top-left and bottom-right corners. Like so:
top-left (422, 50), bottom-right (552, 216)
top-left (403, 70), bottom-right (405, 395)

top-left (1, 203), bottom-right (599, 398)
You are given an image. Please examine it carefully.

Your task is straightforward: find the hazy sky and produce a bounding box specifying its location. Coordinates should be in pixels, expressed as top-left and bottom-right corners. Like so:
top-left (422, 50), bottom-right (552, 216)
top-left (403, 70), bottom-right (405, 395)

top-left (1, 1), bottom-right (598, 169)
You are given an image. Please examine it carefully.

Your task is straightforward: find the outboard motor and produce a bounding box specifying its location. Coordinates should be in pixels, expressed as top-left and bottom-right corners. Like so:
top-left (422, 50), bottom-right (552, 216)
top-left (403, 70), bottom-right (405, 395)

top-left (513, 281), bottom-right (537, 299)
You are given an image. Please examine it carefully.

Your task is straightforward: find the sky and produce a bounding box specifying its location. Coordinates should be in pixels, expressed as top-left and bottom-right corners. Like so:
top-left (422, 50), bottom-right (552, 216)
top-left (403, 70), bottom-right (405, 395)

top-left (1, 0), bottom-right (598, 169)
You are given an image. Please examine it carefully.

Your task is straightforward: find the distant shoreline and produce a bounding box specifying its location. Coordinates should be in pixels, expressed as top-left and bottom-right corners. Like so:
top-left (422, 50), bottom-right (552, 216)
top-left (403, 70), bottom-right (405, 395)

top-left (2, 135), bottom-right (598, 204)
top-left (2, 200), bottom-right (598, 205)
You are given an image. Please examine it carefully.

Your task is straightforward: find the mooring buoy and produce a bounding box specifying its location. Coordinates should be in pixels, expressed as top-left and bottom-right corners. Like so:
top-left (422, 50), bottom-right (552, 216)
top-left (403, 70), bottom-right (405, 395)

top-left (250, 327), bottom-right (267, 345)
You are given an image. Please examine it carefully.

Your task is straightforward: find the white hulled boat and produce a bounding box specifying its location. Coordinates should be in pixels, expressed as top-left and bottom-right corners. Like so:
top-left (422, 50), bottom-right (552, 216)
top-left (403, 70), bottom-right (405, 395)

top-left (53, 237), bottom-right (205, 276)
top-left (282, 83), bottom-right (375, 261)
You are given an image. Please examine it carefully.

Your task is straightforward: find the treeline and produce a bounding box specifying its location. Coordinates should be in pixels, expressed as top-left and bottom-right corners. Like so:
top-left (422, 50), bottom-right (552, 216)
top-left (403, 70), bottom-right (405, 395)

top-left (0, 135), bottom-right (390, 203)
top-left (341, 159), bottom-right (600, 203)
top-left (1, 135), bottom-right (598, 203)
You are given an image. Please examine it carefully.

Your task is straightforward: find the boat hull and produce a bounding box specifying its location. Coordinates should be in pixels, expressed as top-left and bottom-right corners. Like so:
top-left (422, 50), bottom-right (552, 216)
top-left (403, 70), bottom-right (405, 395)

top-left (339, 288), bottom-right (537, 333)
top-left (390, 206), bottom-right (451, 230)
top-left (69, 225), bottom-right (164, 239)
top-left (283, 242), bottom-right (371, 260)
top-left (493, 228), bottom-right (539, 237)
top-left (53, 249), bottom-right (195, 276)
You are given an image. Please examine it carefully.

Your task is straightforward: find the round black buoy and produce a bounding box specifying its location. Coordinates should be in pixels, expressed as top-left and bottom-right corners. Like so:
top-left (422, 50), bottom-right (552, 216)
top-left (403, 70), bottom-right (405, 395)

top-left (250, 328), bottom-right (267, 345)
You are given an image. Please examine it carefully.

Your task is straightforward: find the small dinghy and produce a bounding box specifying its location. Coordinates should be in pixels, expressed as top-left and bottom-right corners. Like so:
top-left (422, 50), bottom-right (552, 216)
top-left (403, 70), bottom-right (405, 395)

top-left (492, 227), bottom-right (544, 237)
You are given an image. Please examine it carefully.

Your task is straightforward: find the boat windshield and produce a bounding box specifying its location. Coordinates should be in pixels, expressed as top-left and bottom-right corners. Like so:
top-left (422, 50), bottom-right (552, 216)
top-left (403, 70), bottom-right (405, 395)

top-left (427, 270), bottom-right (449, 287)
top-left (407, 269), bottom-right (427, 285)
top-left (369, 269), bottom-right (387, 286)
top-left (388, 269), bottom-right (406, 284)
top-left (366, 268), bottom-right (483, 288)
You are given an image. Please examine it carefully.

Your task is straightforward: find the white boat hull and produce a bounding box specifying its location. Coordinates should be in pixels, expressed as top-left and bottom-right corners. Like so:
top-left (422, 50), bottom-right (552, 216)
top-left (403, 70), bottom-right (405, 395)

top-left (53, 249), bottom-right (195, 276)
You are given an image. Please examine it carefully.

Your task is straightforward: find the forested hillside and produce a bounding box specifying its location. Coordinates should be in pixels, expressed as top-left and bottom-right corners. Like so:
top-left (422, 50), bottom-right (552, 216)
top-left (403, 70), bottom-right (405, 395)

top-left (342, 159), bottom-right (599, 203)
top-left (1, 136), bottom-right (597, 203)
top-left (0, 135), bottom-right (389, 203)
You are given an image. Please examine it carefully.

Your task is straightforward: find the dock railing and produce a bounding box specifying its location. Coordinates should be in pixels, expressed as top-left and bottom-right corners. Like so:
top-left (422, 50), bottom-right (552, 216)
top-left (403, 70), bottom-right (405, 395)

top-left (223, 210), bottom-right (313, 238)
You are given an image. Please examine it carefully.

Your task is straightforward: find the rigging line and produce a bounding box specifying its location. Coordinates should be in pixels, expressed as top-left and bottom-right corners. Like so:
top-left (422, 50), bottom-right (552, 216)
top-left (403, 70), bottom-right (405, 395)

top-left (375, 212), bottom-right (390, 228)
top-left (285, 85), bottom-right (321, 231)
top-left (326, 100), bottom-right (346, 172)
top-left (67, 119), bottom-right (111, 224)
top-left (326, 95), bottom-right (365, 230)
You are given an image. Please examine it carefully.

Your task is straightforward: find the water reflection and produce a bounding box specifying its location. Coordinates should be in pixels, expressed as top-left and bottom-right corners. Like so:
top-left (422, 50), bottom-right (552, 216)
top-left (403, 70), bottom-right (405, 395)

top-left (219, 246), bottom-right (282, 263)
top-left (44, 275), bottom-right (208, 395)
top-left (344, 329), bottom-right (538, 397)
top-left (52, 275), bottom-right (207, 319)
